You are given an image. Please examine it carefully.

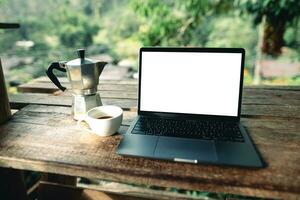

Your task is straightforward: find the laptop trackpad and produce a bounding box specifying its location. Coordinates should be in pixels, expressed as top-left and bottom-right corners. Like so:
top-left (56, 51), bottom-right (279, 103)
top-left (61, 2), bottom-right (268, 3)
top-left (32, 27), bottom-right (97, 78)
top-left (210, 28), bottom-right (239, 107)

top-left (154, 137), bottom-right (217, 162)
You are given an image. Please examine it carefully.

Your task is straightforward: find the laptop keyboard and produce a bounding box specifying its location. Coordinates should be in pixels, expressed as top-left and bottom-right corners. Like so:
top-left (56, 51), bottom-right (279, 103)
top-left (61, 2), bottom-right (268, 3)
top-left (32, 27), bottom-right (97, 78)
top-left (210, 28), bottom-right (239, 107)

top-left (131, 117), bottom-right (245, 142)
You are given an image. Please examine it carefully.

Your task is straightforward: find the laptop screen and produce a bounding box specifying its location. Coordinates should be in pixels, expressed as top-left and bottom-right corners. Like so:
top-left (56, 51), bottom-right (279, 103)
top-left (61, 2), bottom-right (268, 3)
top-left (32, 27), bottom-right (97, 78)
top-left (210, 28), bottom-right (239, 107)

top-left (139, 50), bottom-right (243, 117)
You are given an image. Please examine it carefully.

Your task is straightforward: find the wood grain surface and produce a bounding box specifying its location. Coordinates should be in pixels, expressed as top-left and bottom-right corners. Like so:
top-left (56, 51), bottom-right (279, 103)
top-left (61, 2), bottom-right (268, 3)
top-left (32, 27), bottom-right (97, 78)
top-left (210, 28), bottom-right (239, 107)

top-left (38, 181), bottom-right (166, 200)
top-left (1, 77), bottom-right (300, 199)
top-left (77, 180), bottom-right (207, 200)
top-left (10, 89), bottom-right (300, 117)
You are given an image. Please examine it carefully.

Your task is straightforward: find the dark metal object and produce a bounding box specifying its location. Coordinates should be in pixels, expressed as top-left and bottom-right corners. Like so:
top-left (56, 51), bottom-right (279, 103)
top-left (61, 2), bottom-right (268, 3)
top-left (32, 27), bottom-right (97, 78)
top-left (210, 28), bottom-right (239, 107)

top-left (46, 49), bottom-right (107, 120)
top-left (77, 49), bottom-right (85, 60)
top-left (0, 23), bottom-right (20, 29)
top-left (46, 62), bottom-right (67, 91)
top-left (46, 49), bottom-right (107, 95)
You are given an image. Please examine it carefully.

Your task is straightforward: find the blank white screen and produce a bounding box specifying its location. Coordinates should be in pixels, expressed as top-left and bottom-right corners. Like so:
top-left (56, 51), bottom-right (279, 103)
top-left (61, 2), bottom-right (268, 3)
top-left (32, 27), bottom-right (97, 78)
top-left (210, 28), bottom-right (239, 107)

top-left (140, 51), bottom-right (242, 117)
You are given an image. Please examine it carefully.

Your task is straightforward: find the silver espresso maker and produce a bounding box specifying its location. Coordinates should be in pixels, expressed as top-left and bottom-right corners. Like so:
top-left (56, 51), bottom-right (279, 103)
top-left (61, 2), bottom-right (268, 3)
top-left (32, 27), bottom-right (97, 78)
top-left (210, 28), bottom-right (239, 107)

top-left (46, 49), bottom-right (107, 120)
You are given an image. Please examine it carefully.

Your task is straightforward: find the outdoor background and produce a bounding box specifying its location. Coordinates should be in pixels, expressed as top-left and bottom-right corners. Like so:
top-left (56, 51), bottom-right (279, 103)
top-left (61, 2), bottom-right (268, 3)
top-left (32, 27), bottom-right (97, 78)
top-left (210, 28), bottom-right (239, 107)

top-left (1, 0), bottom-right (300, 93)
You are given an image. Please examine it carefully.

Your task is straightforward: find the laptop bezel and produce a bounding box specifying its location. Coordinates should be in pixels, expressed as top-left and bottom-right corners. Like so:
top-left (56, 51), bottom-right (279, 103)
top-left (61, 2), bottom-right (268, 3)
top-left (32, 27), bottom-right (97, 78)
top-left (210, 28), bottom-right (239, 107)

top-left (137, 47), bottom-right (245, 122)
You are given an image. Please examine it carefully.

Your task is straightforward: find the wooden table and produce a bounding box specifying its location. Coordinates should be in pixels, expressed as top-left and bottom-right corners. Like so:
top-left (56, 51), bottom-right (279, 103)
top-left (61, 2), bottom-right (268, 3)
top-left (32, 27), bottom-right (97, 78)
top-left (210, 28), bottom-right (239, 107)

top-left (1, 76), bottom-right (300, 199)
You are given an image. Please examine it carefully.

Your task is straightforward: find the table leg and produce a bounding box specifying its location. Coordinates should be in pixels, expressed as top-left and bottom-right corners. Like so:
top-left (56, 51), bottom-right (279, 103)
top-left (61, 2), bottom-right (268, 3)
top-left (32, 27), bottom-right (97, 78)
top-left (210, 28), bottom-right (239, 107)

top-left (0, 59), bottom-right (12, 124)
top-left (38, 182), bottom-right (157, 200)
top-left (0, 168), bottom-right (28, 200)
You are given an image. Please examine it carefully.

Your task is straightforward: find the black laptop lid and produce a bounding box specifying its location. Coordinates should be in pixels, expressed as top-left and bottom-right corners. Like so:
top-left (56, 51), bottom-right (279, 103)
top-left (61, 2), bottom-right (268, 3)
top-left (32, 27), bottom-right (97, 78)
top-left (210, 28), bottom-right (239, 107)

top-left (138, 47), bottom-right (245, 121)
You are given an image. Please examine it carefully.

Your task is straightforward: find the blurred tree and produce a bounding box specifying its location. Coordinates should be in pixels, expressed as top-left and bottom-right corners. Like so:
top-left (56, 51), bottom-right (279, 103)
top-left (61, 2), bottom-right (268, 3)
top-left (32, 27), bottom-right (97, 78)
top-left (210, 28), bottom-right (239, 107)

top-left (131, 0), bottom-right (182, 46)
top-left (131, 0), bottom-right (232, 46)
top-left (51, 7), bottom-right (99, 48)
top-left (206, 15), bottom-right (257, 68)
top-left (238, 0), bottom-right (300, 57)
top-left (284, 21), bottom-right (300, 59)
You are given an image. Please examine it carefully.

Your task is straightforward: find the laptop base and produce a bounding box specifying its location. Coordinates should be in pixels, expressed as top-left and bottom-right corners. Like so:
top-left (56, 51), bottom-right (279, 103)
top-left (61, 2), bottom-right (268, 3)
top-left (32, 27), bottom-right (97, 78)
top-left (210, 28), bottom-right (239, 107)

top-left (117, 117), bottom-right (265, 168)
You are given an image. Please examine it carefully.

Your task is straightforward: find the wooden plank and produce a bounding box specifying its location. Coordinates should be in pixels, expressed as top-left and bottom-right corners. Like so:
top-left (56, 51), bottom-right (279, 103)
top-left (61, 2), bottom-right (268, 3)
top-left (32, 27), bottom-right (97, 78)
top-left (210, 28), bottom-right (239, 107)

top-left (8, 104), bottom-right (132, 135)
top-left (246, 85), bottom-right (300, 91)
top-left (12, 86), bottom-right (300, 108)
top-left (27, 76), bottom-right (138, 85)
top-left (18, 79), bottom-right (300, 96)
top-left (38, 181), bottom-right (158, 200)
top-left (18, 77), bottom-right (137, 93)
top-left (0, 59), bottom-right (12, 124)
top-left (0, 105), bottom-right (299, 199)
top-left (9, 92), bottom-right (300, 118)
top-left (11, 90), bottom-right (300, 111)
top-left (17, 82), bottom-right (300, 106)
top-left (20, 76), bottom-right (300, 92)
top-left (33, 76), bottom-right (300, 91)
top-left (59, 90), bottom-right (137, 99)
top-left (10, 104), bottom-right (133, 128)
top-left (242, 104), bottom-right (300, 118)
top-left (9, 104), bottom-right (300, 145)
top-left (243, 88), bottom-right (300, 105)
top-left (78, 180), bottom-right (206, 200)
top-left (9, 93), bottom-right (137, 111)
top-left (18, 82), bottom-right (138, 94)
top-left (16, 79), bottom-right (300, 107)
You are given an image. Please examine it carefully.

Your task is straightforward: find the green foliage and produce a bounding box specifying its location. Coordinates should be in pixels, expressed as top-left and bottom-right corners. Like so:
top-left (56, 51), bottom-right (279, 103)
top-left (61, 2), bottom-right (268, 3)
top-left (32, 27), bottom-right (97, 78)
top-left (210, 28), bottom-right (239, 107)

top-left (93, 0), bottom-right (141, 61)
top-left (19, 17), bottom-right (51, 50)
top-left (0, 0), bottom-right (7, 4)
top-left (132, 0), bottom-right (233, 46)
top-left (131, 0), bottom-right (183, 46)
top-left (238, 0), bottom-right (300, 25)
top-left (51, 7), bottom-right (99, 48)
top-left (206, 15), bottom-right (258, 69)
top-left (284, 21), bottom-right (300, 57)
top-left (0, 0), bottom-right (300, 86)
top-left (237, 0), bottom-right (300, 56)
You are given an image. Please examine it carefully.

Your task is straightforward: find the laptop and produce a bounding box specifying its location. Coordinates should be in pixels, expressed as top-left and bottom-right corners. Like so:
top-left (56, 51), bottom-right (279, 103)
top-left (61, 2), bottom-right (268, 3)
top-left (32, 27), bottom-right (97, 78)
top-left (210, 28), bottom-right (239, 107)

top-left (117, 47), bottom-right (265, 168)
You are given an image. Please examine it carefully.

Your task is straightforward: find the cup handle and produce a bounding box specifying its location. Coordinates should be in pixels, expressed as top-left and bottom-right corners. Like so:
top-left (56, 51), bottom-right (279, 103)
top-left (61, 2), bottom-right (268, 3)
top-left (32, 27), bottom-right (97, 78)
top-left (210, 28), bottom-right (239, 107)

top-left (77, 116), bottom-right (94, 134)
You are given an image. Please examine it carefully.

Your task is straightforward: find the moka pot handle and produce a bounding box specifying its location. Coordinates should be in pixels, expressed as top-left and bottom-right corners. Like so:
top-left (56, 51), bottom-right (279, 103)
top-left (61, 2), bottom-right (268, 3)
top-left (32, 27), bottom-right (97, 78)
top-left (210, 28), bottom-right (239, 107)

top-left (46, 62), bottom-right (67, 91)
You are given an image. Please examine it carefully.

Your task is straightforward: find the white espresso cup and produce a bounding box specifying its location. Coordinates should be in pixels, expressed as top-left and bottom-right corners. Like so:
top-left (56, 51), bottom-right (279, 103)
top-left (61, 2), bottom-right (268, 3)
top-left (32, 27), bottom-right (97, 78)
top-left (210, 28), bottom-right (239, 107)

top-left (77, 105), bottom-right (123, 137)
